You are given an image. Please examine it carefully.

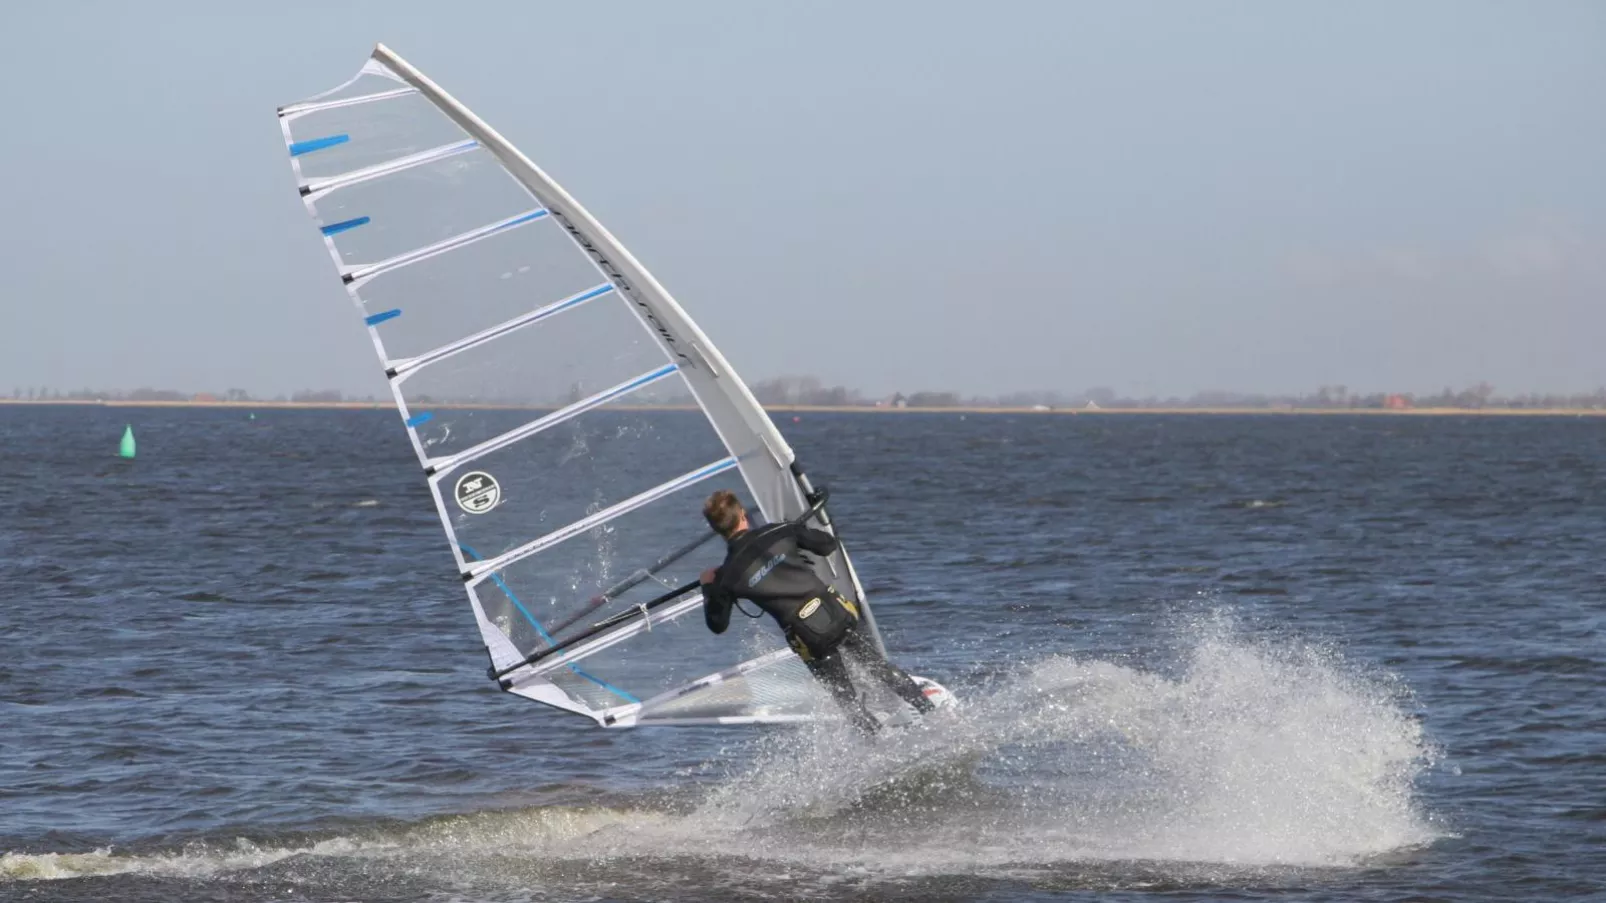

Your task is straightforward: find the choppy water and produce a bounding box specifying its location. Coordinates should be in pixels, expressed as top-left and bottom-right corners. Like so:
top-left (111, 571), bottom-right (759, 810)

top-left (2, 407), bottom-right (1602, 901)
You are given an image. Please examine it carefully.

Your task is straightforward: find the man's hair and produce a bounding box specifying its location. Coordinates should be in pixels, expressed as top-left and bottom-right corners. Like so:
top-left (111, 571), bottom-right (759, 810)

top-left (703, 490), bottom-right (746, 538)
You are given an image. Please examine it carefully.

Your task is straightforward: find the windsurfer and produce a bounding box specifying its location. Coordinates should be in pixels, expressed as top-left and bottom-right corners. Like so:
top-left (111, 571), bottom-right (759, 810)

top-left (697, 490), bottom-right (936, 732)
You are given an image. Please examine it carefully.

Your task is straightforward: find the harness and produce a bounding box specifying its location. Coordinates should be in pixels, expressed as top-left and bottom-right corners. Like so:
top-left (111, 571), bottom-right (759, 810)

top-left (721, 521), bottom-right (859, 653)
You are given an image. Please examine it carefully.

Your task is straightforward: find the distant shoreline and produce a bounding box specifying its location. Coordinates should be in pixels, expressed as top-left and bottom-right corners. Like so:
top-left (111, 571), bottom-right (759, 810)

top-left (2, 399), bottom-right (1601, 416)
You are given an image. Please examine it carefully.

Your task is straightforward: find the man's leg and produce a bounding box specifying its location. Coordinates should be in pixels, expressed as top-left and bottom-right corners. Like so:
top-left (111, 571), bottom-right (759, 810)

top-left (838, 629), bottom-right (937, 714)
top-left (805, 648), bottom-right (881, 734)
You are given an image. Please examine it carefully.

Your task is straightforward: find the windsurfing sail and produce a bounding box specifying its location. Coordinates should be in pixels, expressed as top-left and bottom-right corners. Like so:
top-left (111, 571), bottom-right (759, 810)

top-left (276, 44), bottom-right (884, 727)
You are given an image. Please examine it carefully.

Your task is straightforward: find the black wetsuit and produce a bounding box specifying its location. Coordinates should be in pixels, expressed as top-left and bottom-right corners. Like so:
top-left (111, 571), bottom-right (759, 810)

top-left (702, 521), bottom-right (934, 732)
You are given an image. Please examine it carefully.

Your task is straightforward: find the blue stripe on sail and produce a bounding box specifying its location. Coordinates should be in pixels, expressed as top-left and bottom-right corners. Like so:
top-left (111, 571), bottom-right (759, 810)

top-left (460, 543), bottom-right (640, 704)
top-left (558, 662), bottom-right (638, 704)
top-left (405, 412), bottom-right (433, 428)
top-left (493, 209), bottom-right (549, 232)
top-left (364, 309), bottom-right (401, 326)
top-left (559, 283), bottom-right (616, 310)
top-left (320, 216), bottom-right (369, 236)
top-left (687, 458), bottom-right (739, 481)
top-left (288, 134), bottom-right (349, 156)
top-left (341, 209), bottom-right (550, 287)
top-left (618, 363), bottom-right (679, 396)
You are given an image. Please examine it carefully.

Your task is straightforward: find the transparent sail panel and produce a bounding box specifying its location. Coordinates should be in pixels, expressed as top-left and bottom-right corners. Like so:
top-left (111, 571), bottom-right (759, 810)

top-left (394, 296), bottom-right (671, 444)
top-left (345, 218), bottom-right (607, 363)
top-left (468, 470), bottom-right (815, 717)
top-left (443, 405), bottom-right (732, 565)
top-left (462, 469), bottom-right (751, 659)
top-left (284, 67), bottom-right (407, 108)
top-left (284, 91), bottom-right (468, 182)
top-left (315, 148), bottom-right (534, 267)
top-left (638, 655), bottom-right (824, 723)
top-left (539, 605), bottom-right (804, 716)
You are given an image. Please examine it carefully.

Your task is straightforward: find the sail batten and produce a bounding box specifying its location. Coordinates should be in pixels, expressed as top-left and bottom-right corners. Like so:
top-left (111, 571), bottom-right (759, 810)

top-left (342, 208), bottom-right (549, 286)
top-left (523, 592), bottom-right (707, 677)
top-left (279, 86), bottom-right (418, 119)
top-left (279, 44), bottom-right (882, 727)
top-left (391, 282), bottom-right (616, 379)
top-left (424, 362), bottom-right (679, 476)
top-left (464, 457), bottom-right (739, 582)
top-left (301, 138), bottom-right (480, 200)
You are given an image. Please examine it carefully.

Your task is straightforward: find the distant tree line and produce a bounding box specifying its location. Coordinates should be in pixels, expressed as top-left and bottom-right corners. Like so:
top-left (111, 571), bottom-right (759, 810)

top-left (749, 376), bottom-right (861, 407)
top-left (8, 381), bottom-right (1606, 410)
top-left (5, 387), bottom-right (380, 404)
top-left (750, 380), bottom-right (1606, 410)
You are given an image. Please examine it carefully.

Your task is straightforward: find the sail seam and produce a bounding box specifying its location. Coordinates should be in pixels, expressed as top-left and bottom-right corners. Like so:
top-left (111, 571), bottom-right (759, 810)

top-left (424, 362), bottom-right (679, 476)
top-left (342, 208), bottom-right (548, 286)
top-left (301, 139), bottom-right (480, 200)
top-left (465, 458), bottom-right (738, 582)
top-left (390, 282), bottom-right (615, 379)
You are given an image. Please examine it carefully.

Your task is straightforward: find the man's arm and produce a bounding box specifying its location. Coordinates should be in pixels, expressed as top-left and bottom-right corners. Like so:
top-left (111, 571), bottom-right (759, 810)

top-left (701, 568), bottom-right (734, 634)
top-left (792, 523), bottom-right (840, 557)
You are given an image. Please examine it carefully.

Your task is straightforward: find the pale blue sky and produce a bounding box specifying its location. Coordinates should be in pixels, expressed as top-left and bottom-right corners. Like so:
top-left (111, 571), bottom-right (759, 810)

top-left (2, 1), bottom-right (1602, 399)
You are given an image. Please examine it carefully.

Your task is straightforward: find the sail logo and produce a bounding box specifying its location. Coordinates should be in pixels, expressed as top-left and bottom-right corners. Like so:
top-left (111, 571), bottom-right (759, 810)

top-left (550, 209), bottom-right (695, 369)
top-left (454, 471), bottom-right (501, 515)
top-left (748, 553), bottom-right (786, 588)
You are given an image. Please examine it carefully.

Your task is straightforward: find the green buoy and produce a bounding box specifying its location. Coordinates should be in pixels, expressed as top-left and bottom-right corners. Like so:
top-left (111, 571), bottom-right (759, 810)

top-left (119, 424), bottom-right (136, 459)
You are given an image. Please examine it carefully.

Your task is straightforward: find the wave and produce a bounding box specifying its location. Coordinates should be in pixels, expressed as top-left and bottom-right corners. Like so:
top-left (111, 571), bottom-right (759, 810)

top-left (690, 611), bottom-right (1441, 870)
top-left (2, 614), bottom-right (1443, 893)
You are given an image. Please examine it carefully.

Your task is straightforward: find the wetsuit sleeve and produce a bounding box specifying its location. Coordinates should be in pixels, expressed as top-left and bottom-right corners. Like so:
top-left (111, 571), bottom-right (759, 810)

top-left (792, 523), bottom-right (840, 556)
top-left (702, 576), bottom-right (734, 634)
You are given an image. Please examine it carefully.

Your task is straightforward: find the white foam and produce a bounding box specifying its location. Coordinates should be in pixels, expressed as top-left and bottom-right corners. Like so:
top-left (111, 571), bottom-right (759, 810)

top-left (0, 807), bottom-right (654, 882)
top-left (685, 611), bottom-right (1442, 870)
top-left (1, 613), bottom-right (1442, 886)
top-left (1, 839), bottom-right (309, 882)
